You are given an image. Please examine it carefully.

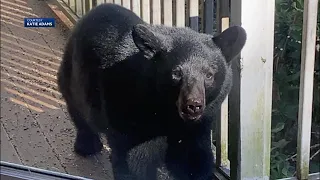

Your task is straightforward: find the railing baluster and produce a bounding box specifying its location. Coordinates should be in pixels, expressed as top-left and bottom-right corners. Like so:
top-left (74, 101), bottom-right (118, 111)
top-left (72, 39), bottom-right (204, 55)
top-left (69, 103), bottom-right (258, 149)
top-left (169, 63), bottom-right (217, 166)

top-left (163, 0), bottom-right (172, 26)
top-left (69, 0), bottom-right (76, 15)
top-left (152, 0), bottom-right (161, 24)
top-left (84, 0), bottom-right (92, 14)
top-left (131, 0), bottom-right (141, 17)
top-left (74, 0), bottom-right (80, 16)
top-left (122, 0), bottom-right (131, 10)
top-left (96, 0), bottom-right (104, 5)
top-left (204, 1), bottom-right (214, 35)
top-left (81, 0), bottom-right (84, 15)
top-left (114, 0), bottom-right (121, 5)
top-left (175, 0), bottom-right (185, 27)
top-left (188, 0), bottom-right (199, 32)
top-left (297, 0), bottom-right (319, 179)
top-left (215, 0), bottom-right (230, 170)
top-left (141, 0), bottom-right (150, 23)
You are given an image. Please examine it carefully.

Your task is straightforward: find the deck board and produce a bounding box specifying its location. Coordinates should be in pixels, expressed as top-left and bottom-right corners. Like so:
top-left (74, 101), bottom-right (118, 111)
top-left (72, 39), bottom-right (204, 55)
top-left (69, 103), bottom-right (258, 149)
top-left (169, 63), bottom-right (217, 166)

top-left (0, 123), bottom-right (21, 164)
top-left (0, 0), bottom-right (113, 179)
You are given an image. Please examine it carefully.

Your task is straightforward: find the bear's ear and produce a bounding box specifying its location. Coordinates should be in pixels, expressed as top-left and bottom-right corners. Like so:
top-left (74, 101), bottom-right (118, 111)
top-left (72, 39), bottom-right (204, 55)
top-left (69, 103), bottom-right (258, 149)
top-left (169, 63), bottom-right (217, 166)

top-left (132, 24), bottom-right (165, 59)
top-left (212, 26), bottom-right (247, 63)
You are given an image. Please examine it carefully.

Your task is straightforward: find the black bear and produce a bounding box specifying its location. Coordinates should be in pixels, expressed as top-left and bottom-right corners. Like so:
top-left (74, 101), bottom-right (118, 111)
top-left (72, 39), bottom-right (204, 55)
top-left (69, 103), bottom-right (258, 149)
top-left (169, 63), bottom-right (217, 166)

top-left (57, 3), bottom-right (246, 180)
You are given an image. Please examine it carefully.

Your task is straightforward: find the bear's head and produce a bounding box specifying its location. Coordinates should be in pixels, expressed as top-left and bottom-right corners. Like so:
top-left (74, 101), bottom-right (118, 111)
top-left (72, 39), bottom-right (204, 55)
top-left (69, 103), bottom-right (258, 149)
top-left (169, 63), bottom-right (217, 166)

top-left (132, 24), bottom-right (246, 122)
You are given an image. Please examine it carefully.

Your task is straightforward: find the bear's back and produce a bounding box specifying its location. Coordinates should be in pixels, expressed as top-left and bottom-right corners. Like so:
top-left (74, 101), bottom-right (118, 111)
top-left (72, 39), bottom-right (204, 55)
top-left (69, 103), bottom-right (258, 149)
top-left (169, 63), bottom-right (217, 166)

top-left (70, 3), bottom-right (145, 69)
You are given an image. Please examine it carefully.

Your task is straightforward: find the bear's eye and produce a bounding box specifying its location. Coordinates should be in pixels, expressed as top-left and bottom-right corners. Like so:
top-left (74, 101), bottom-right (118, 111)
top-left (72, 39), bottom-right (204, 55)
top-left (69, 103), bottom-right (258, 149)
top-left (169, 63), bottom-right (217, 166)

top-left (172, 69), bottom-right (182, 81)
top-left (206, 72), bottom-right (213, 79)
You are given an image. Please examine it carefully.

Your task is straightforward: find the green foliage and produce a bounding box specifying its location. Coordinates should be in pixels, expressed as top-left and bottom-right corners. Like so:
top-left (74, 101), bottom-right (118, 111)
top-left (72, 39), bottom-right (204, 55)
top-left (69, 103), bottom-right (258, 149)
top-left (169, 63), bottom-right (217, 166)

top-left (271, 0), bottom-right (320, 179)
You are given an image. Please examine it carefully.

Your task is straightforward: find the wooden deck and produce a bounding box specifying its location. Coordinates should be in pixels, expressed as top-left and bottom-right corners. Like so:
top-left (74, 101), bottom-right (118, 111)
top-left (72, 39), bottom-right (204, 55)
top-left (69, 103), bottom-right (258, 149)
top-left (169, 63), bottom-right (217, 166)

top-left (0, 0), bottom-right (112, 179)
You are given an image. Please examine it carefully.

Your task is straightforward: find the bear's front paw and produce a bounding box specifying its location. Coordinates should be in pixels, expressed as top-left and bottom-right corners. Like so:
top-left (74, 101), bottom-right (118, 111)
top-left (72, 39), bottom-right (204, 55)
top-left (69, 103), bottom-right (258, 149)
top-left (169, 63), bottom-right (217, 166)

top-left (74, 131), bottom-right (103, 156)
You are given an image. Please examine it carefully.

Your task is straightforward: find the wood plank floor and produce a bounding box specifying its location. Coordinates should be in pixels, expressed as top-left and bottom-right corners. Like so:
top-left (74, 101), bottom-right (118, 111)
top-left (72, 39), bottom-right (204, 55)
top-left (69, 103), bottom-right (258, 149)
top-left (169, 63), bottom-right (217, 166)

top-left (0, 1), bottom-right (112, 179)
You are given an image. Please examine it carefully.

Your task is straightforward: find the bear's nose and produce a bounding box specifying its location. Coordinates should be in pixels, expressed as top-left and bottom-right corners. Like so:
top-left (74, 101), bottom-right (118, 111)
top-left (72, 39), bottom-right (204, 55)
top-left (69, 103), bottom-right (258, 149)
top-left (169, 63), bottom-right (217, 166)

top-left (185, 99), bottom-right (204, 115)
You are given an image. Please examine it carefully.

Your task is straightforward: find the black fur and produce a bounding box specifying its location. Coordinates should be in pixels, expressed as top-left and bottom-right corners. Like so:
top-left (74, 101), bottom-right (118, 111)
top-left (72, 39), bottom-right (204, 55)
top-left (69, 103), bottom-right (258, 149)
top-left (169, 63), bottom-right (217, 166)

top-left (57, 3), bottom-right (246, 180)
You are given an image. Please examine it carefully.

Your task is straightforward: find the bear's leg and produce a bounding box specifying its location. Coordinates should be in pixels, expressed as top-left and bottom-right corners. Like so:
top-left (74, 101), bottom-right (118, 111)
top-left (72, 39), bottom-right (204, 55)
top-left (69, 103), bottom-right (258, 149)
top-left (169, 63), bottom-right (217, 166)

top-left (110, 150), bottom-right (137, 180)
top-left (110, 148), bottom-right (158, 180)
top-left (106, 130), bottom-right (159, 180)
top-left (66, 104), bottom-right (103, 156)
top-left (105, 130), bottom-right (135, 180)
top-left (166, 126), bottom-right (214, 180)
top-left (145, 164), bottom-right (158, 180)
top-left (126, 137), bottom-right (167, 180)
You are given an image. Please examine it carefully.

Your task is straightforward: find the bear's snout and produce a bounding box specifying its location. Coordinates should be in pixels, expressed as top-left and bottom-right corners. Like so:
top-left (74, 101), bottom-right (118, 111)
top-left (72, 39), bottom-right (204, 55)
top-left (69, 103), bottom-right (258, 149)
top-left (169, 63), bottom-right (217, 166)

top-left (176, 78), bottom-right (206, 121)
top-left (184, 98), bottom-right (204, 117)
top-left (177, 87), bottom-right (206, 122)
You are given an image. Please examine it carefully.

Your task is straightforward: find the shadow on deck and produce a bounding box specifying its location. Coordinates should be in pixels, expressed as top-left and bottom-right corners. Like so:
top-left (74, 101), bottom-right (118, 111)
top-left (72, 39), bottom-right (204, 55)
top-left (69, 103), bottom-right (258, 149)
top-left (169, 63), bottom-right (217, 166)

top-left (0, 0), bottom-right (112, 179)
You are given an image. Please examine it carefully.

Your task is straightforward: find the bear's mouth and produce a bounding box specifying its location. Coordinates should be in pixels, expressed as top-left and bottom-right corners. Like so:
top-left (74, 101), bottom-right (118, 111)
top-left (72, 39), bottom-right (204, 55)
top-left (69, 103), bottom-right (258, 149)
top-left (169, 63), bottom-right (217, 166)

top-left (176, 80), bottom-right (206, 122)
top-left (179, 111), bottom-right (202, 121)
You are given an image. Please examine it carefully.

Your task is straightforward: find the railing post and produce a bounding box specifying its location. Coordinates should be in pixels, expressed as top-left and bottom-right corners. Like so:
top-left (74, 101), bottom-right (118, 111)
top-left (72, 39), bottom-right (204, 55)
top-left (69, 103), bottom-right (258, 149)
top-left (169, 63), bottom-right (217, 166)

top-left (296, 0), bottom-right (319, 179)
top-left (229, 0), bottom-right (275, 179)
top-left (216, 0), bottom-right (230, 171)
